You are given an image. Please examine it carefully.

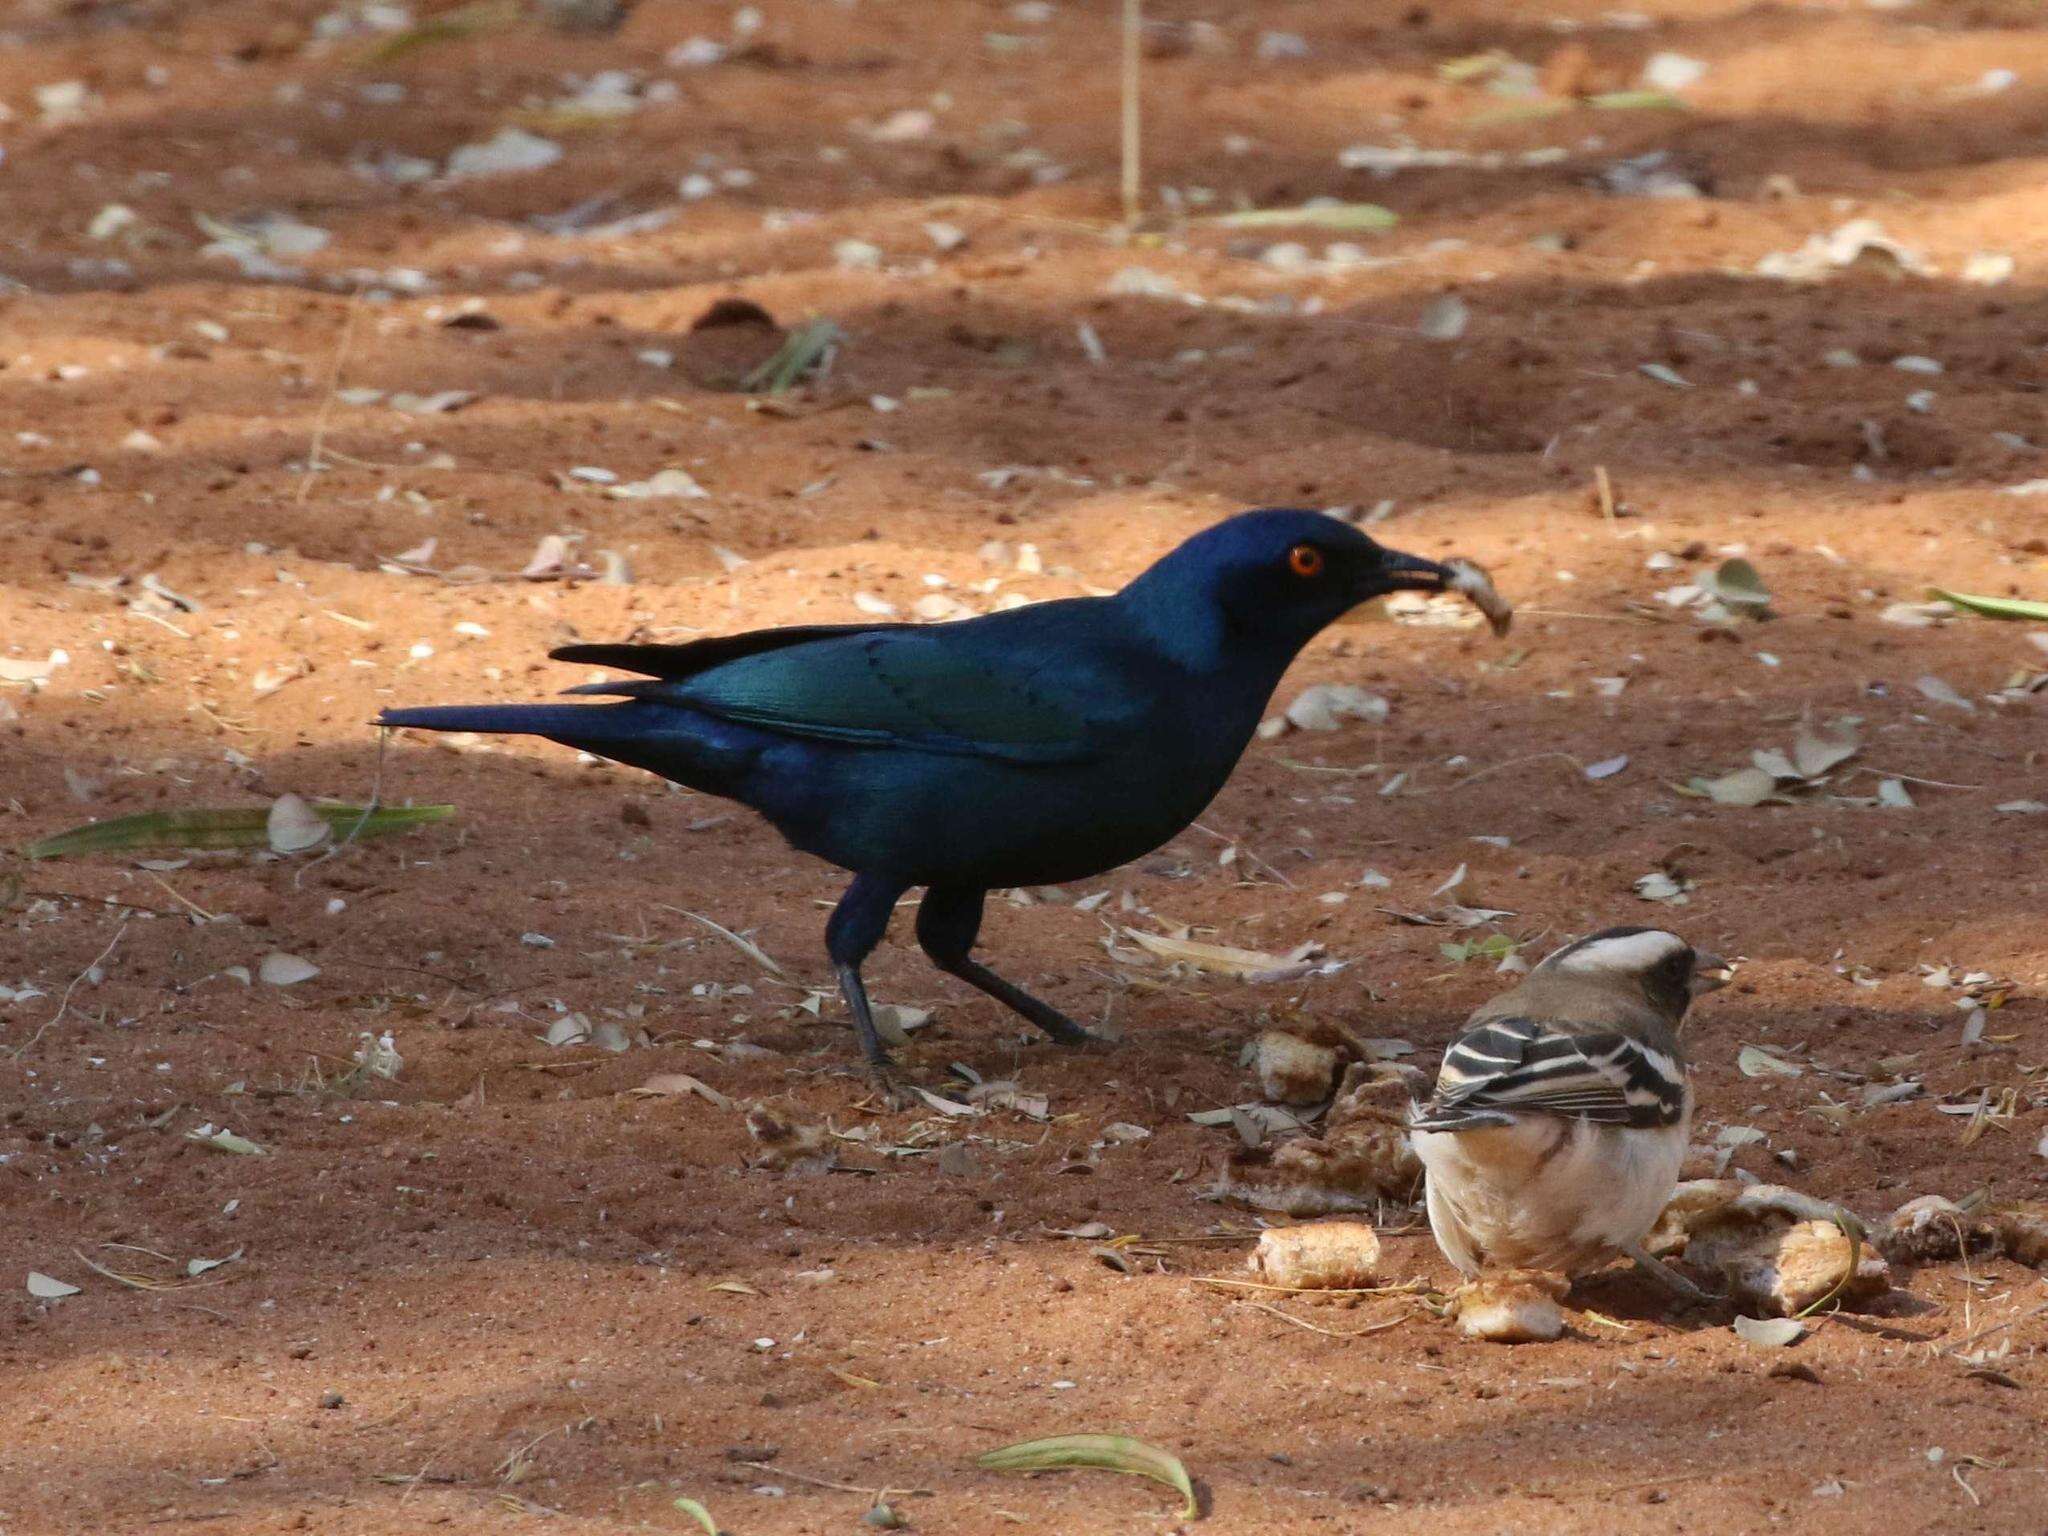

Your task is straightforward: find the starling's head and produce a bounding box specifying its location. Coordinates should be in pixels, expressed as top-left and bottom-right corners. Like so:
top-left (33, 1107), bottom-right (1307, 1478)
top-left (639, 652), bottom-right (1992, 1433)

top-left (1122, 508), bottom-right (1455, 659)
top-left (1537, 926), bottom-right (1732, 1022)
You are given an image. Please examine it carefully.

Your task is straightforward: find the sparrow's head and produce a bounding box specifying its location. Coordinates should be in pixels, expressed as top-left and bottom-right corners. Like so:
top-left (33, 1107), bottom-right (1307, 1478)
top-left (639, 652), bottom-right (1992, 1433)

top-left (1121, 508), bottom-right (1457, 660)
top-left (1536, 926), bottom-right (1732, 1022)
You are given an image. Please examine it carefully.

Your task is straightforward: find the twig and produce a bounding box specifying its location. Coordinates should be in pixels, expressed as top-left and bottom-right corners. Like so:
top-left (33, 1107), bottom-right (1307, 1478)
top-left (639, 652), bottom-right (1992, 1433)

top-left (8, 923), bottom-right (126, 1058)
top-left (736, 1461), bottom-right (932, 1498)
top-left (295, 284), bottom-right (369, 506)
top-left (1241, 1299), bottom-right (1412, 1337)
top-left (1195, 1275), bottom-right (1428, 1298)
top-left (294, 728), bottom-right (390, 888)
top-left (1938, 1300), bottom-right (2048, 1361)
top-left (147, 873), bottom-right (218, 922)
top-left (1414, 751), bottom-right (1588, 795)
top-left (1119, 0), bottom-right (1142, 226)
top-left (1594, 464), bottom-right (1615, 521)
top-left (1515, 607), bottom-right (1663, 625)
top-left (1853, 767), bottom-right (1984, 792)
top-left (19, 888), bottom-right (190, 921)
top-left (1190, 821), bottom-right (1296, 888)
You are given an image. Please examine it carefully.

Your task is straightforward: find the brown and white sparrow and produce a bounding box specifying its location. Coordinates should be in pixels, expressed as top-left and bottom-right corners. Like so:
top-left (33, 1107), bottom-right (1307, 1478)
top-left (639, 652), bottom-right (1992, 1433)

top-left (1411, 926), bottom-right (1728, 1286)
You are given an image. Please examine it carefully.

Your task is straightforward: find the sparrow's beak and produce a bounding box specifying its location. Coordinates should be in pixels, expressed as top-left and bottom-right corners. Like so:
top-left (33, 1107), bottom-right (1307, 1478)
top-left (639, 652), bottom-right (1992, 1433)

top-left (1690, 950), bottom-right (1735, 995)
top-left (1366, 548), bottom-right (1453, 596)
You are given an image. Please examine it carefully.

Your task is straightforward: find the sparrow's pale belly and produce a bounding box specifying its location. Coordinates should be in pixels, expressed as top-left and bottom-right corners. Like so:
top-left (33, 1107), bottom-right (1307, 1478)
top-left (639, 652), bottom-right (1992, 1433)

top-left (1414, 1105), bottom-right (1692, 1277)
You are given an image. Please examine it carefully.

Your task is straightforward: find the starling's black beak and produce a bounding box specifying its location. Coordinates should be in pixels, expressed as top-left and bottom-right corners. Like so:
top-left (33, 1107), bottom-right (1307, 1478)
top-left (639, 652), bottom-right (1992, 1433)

top-left (1690, 950), bottom-right (1734, 995)
top-left (1365, 548), bottom-right (1453, 597)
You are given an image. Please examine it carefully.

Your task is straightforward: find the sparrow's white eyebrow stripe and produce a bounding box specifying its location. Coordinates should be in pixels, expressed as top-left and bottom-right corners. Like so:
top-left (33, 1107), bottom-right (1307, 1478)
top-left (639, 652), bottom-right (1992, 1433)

top-left (1545, 928), bottom-right (1688, 974)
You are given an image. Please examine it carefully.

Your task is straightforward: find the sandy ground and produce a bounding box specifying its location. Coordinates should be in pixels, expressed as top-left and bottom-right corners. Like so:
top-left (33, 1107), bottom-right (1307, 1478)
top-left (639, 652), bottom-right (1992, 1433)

top-left (4, 0), bottom-right (2048, 1531)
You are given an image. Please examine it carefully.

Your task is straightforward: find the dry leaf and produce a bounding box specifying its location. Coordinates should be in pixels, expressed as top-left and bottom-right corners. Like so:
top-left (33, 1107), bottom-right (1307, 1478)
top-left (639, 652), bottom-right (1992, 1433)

top-left (27, 1271), bottom-right (80, 1299)
top-left (185, 1124), bottom-right (266, 1156)
top-left (1732, 1315), bottom-right (1805, 1347)
top-left (631, 1073), bottom-right (734, 1110)
top-left (1284, 684), bottom-right (1389, 732)
top-left (1125, 928), bottom-right (1322, 981)
top-left (1738, 1046), bottom-right (1803, 1078)
top-left (1791, 721), bottom-right (1859, 777)
top-left (258, 952), bottom-right (319, 987)
top-left (1633, 871), bottom-right (1690, 905)
top-left (1914, 674), bottom-right (1975, 712)
top-left (1697, 767), bottom-right (1778, 806)
top-left (265, 793), bottom-right (331, 854)
top-left (1709, 558), bottom-right (1770, 610)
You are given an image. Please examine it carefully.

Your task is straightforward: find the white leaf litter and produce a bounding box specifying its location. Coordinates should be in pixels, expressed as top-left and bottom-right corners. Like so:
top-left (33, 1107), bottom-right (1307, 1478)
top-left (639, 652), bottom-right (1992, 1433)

top-left (1417, 294), bottom-right (1469, 340)
top-left (1641, 52), bottom-right (1708, 91)
top-left (542, 1014), bottom-right (591, 1047)
top-left (1913, 674), bottom-right (1974, 712)
top-left (186, 1124), bottom-right (266, 1156)
top-left (1879, 600), bottom-right (1952, 627)
top-left (1756, 219), bottom-right (1929, 282)
top-left (266, 793), bottom-right (331, 854)
top-left (1732, 1315), bottom-right (1805, 1347)
top-left (388, 390), bottom-right (475, 415)
top-left (1738, 1046), bottom-right (1803, 1078)
top-left (1284, 684), bottom-right (1389, 732)
top-left (28, 1271), bottom-right (81, 1299)
top-left (603, 468), bottom-right (709, 500)
top-left (1963, 252), bottom-right (2015, 285)
top-left (186, 1249), bottom-right (243, 1278)
top-left (258, 952), bottom-right (320, 987)
top-left (446, 128), bottom-right (563, 180)
top-left (0, 649), bottom-right (70, 683)
top-left (1584, 754), bottom-right (1629, 780)
top-left (1634, 871), bottom-right (1691, 905)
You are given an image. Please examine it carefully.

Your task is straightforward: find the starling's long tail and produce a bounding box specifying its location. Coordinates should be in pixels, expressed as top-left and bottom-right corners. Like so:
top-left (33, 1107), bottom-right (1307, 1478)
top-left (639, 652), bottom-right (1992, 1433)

top-left (378, 702), bottom-right (761, 799)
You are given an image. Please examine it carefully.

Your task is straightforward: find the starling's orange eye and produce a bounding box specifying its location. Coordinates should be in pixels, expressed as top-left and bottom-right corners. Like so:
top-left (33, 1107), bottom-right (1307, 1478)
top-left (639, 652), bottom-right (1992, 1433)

top-left (1287, 543), bottom-right (1325, 578)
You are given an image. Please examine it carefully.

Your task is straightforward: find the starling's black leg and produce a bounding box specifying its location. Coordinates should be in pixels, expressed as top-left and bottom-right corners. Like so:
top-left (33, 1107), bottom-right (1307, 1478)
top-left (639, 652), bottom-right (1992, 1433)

top-left (916, 885), bottom-right (1097, 1048)
top-left (826, 873), bottom-right (911, 1089)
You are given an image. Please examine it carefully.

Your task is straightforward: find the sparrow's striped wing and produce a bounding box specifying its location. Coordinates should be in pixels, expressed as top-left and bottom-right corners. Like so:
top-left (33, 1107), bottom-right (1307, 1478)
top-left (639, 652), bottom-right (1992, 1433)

top-left (1410, 1017), bottom-right (1686, 1132)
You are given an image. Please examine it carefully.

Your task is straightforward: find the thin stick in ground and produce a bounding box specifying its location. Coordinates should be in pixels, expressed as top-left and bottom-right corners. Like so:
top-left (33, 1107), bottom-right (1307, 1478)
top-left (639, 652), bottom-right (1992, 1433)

top-left (1120, 0), bottom-right (1142, 226)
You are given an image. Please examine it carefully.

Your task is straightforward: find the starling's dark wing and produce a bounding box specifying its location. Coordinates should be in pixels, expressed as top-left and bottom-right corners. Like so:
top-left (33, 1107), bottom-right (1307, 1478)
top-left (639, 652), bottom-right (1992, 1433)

top-left (552, 624), bottom-right (905, 682)
top-left (562, 618), bottom-right (1125, 765)
top-left (1409, 1017), bottom-right (1687, 1132)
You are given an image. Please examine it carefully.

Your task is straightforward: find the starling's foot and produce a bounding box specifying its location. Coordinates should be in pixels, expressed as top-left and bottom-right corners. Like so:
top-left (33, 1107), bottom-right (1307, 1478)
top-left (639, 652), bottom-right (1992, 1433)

top-left (1624, 1243), bottom-right (1716, 1305)
top-left (862, 1060), bottom-right (920, 1112)
top-left (1061, 1027), bottom-right (1118, 1053)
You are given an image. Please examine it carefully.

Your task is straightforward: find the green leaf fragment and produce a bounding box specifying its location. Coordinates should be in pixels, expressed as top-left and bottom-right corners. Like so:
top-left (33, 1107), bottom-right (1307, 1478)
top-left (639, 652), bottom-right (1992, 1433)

top-left (1709, 558), bottom-right (1770, 608)
top-left (25, 803), bottom-right (453, 860)
top-left (743, 318), bottom-right (845, 395)
top-left (365, 0), bottom-right (522, 63)
top-left (185, 1126), bottom-right (267, 1157)
top-left (1440, 933), bottom-right (1520, 964)
top-left (977, 1433), bottom-right (1198, 1519)
top-left (673, 1496), bottom-right (721, 1535)
top-left (1930, 588), bottom-right (2048, 623)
